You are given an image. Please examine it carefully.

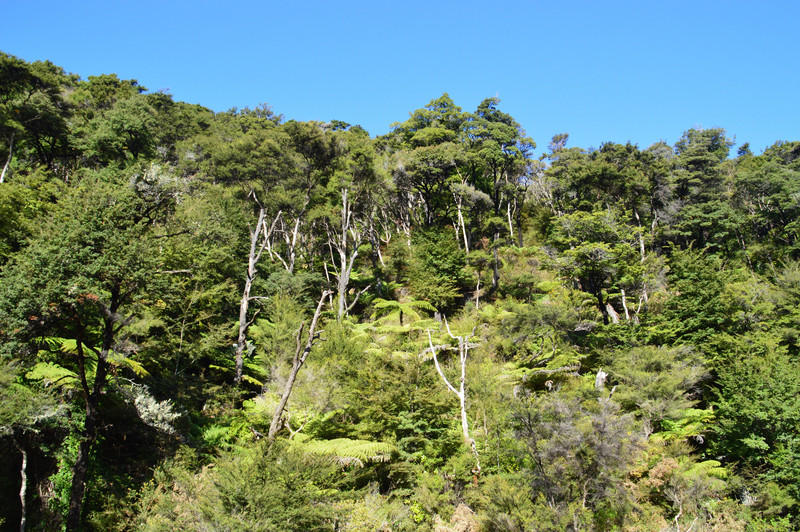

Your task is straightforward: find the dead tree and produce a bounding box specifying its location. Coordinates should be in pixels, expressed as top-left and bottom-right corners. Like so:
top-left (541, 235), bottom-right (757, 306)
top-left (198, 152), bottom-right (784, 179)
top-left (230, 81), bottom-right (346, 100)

top-left (427, 318), bottom-right (481, 475)
top-left (234, 192), bottom-right (280, 384)
top-left (326, 188), bottom-right (370, 320)
top-left (268, 290), bottom-right (332, 443)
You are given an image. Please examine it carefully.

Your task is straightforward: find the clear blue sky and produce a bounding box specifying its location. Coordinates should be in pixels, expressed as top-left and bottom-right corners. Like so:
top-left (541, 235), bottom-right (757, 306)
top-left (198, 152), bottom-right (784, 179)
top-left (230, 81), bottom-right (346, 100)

top-left (4, 0), bottom-right (798, 155)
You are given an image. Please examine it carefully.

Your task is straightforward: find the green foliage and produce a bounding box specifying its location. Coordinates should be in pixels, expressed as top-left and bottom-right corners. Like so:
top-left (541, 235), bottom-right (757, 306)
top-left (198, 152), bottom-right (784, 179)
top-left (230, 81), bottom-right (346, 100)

top-left (713, 338), bottom-right (800, 507)
top-left (137, 442), bottom-right (347, 531)
top-left (2, 53), bottom-right (800, 530)
top-left (647, 248), bottom-right (735, 348)
top-left (371, 297), bottom-right (437, 328)
top-left (0, 362), bottom-right (62, 433)
top-left (250, 293), bottom-right (306, 370)
top-left (48, 431), bottom-right (80, 522)
top-left (408, 228), bottom-right (468, 310)
top-left (548, 209), bottom-right (646, 324)
top-left (606, 345), bottom-right (708, 432)
top-left (653, 408), bottom-right (716, 443)
top-left (298, 437), bottom-right (396, 468)
top-left (511, 392), bottom-right (644, 524)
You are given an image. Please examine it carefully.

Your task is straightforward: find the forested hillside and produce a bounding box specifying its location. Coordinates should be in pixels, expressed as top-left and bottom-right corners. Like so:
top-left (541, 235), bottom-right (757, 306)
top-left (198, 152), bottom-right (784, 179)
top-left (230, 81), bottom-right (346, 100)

top-left (1, 51), bottom-right (799, 531)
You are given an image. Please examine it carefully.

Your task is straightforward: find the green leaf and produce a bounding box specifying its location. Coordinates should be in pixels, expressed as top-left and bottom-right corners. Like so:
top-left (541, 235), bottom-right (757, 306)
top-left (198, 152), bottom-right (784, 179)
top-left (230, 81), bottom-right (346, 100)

top-left (26, 362), bottom-right (78, 388)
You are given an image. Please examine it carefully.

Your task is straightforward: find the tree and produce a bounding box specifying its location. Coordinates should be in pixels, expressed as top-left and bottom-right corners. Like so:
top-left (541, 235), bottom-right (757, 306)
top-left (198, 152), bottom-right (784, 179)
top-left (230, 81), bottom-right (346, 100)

top-left (733, 152), bottom-right (800, 265)
top-left (713, 337), bottom-right (800, 511)
top-left (605, 345), bottom-right (708, 436)
top-left (464, 98), bottom-right (536, 289)
top-left (390, 94), bottom-right (466, 227)
top-left (426, 318), bottom-right (481, 475)
top-left (663, 129), bottom-right (738, 252)
top-left (0, 171), bottom-right (169, 530)
top-left (206, 121), bottom-right (292, 383)
top-left (268, 290), bottom-right (332, 443)
top-left (648, 249), bottom-right (734, 347)
top-left (408, 228), bottom-right (469, 312)
top-left (229, 186), bottom-right (289, 384)
top-left (80, 97), bottom-right (157, 166)
top-left (321, 127), bottom-right (380, 319)
top-left (0, 363), bottom-right (63, 532)
top-left (549, 210), bottom-right (646, 324)
top-left (136, 442), bottom-right (345, 531)
top-left (0, 53), bottom-right (75, 178)
top-left (512, 392), bottom-right (643, 526)
top-left (672, 128), bottom-right (732, 203)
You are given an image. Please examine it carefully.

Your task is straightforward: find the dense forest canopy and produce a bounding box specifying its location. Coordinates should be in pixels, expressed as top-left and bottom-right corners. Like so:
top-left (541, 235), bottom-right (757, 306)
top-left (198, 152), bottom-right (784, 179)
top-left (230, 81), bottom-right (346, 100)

top-left (1, 51), bottom-right (799, 531)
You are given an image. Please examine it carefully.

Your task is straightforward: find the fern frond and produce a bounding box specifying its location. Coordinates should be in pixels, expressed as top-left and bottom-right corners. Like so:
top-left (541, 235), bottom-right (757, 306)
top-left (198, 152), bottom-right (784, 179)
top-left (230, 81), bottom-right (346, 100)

top-left (26, 362), bottom-right (78, 388)
top-left (687, 460), bottom-right (728, 480)
top-left (40, 337), bottom-right (78, 355)
top-left (371, 298), bottom-right (437, 326)
top-left (201, 424), bottom-right (232, 447)
top-left (298, 438), bottom-right (396, 468)
top-left (109, 353), bottom-right (151, 377)
top-left (241, 374), bottom-right (263, 387)
top-left (374, 324), bottom-right (410, 334)
top-left (242, 395), bottom-right (275, 415)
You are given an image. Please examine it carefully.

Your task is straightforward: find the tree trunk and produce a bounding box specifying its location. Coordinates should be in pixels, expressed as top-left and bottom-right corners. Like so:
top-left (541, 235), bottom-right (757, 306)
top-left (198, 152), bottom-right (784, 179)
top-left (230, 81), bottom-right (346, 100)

top-left (66, 303), bottom-right (117, 531)
top-left (234, 275), bottom-right (254, 384)
top-left (633, 208), bottom-right (646, 263)
top-left (1, 131), bottom-right (14, 184)
top-left (515, 195), bottom-right (524, 247)
top-left (506, 202), bottom-right (514, 243)
top-left (66, 363), bottom-right (104, 531)
top-left (428, 320), bottom-right (481, 475)
top-left (66, 424), bottom-right (94, 532)
top-left (268, 291), bottom-right (330, 443)
top-left (605, 302), bottom-right (620, 324)
top-left (334, 189), bottom-right (359, 320)
top-left (454, 191), bottom-right (470, 254)
top-left (235, 203), bottom-right (268, 383)
top-left (13, 438), bottom-right (26, 532)
top-left (620, 289), bottom-right (631, 322)
top-left (492, 241), bottom-right (500, 293)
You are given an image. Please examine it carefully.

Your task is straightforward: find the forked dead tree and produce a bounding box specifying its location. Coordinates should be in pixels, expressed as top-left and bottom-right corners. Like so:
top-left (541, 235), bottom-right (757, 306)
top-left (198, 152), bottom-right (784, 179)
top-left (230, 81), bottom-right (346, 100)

top-left (427, 318), bottom-right (481, 475)
top-left (234, 191), bottom-right (281, 384)
top-left (268, 290), bottom-right (332, 443)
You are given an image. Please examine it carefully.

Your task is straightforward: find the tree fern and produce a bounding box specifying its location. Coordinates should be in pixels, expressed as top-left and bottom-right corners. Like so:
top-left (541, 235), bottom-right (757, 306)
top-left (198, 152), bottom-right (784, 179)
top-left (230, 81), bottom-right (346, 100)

top-left (371, 298), bottom-right (437, 327)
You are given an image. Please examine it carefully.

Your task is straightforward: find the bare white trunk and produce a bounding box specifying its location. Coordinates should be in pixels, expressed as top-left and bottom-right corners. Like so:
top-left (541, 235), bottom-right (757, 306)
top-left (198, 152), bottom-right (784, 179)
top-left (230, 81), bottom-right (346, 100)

top-left (506, 201), bottom-right (514, 241)
top-left (235, 199), bottom-right (269, 384)
top-left (234, 275), bottom-right (253, 384)
top-left (633, 208), bottom-right (646, 262)
top-left (427, 320), bottom-right (481, 474)
top-left (606, 302), bottom-right (620, 324)
top-left (14, 439), bottom-right (26, 532)
top-left (376, 242), bottom-right (385, 267)
top-left (288, 216), bottom-right (301, 273)
top-left (620, 289), bottom-right (630, 321)
top-left (454, 192), bottom-right (470, 254)
top-left (330, 188), bottom-right (367, 320)
top-left (1, 132), bottom-right (14, 184)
